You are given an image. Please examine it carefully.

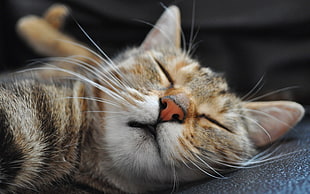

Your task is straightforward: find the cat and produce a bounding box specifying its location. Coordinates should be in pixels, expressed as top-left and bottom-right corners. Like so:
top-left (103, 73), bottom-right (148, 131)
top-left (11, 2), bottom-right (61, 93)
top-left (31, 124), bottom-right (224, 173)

top-left (0, 4), bottom-right (305, 194)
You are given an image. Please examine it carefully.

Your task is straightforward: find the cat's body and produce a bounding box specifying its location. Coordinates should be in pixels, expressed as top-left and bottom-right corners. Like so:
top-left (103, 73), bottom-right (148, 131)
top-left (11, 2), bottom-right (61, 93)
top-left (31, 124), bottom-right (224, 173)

top-left (0, 4), bottom-right (305, 194)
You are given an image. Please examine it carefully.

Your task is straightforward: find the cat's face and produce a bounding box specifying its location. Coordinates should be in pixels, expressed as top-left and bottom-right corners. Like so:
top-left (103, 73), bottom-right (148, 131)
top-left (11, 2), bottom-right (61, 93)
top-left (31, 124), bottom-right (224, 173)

top-left (93, 6), bottom-right (304, 192)
top-left (103, 47), bottom-right (254, 182)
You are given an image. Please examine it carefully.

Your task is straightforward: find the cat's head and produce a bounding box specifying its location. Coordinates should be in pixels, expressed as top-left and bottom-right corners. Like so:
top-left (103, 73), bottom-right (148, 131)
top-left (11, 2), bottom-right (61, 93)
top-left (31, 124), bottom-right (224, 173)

top-left (94, 6), bottom-right (304, 193)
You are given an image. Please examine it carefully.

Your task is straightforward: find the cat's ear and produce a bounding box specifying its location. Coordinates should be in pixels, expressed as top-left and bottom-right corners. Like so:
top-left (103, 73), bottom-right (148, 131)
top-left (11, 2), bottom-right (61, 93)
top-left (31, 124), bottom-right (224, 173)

top-left (141, 6), bottom-right (181, 50)
top-left (244, 101), bottom-right (304, 147)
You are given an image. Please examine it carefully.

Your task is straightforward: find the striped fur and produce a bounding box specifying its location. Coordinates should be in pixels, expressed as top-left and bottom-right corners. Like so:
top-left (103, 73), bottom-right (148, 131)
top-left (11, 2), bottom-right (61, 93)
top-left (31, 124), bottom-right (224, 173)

top-left (0, 4), bottom-right (304, 194)
top-left (0, 78), bottom-right (87, 193)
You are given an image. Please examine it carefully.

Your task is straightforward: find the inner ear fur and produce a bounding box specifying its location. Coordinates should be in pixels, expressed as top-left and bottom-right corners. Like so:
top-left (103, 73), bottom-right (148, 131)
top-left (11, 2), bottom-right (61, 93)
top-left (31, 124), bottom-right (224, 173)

top-left (140, 6), bottom-right (181, 50)
top-left (244, 101), bottom-right (305, 147)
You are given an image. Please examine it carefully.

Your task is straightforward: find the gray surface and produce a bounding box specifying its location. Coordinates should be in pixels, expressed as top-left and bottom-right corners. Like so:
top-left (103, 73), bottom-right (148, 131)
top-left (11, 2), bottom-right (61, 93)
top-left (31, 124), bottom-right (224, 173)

top-left (177, 114), bottom-right (310, 194)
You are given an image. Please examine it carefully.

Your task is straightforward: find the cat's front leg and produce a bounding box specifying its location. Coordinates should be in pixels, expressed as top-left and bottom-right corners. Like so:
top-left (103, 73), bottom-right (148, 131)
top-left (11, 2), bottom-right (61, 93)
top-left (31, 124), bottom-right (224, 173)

top-left (16, 4), bottom-right (101, 78)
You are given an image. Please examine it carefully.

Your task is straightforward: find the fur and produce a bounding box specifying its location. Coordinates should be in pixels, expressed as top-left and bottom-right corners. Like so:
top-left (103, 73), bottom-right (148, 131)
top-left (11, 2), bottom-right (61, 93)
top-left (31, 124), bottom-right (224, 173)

top-left (0, 4), bottom-right (304, 193)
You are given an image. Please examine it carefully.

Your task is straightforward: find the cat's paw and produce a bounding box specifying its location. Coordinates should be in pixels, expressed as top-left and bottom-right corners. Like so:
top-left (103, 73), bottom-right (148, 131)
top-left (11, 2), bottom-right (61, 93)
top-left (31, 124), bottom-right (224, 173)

top-left (16, 4), bottom-right (75, 57)
top-left (43, 4), bottom-right (70, 29)
top-left (16, 4), bottom-right (100, 79)
top-left (16, 4), bottom-right (70, 45)
top-left (16, 15), bottom-right (65, 56)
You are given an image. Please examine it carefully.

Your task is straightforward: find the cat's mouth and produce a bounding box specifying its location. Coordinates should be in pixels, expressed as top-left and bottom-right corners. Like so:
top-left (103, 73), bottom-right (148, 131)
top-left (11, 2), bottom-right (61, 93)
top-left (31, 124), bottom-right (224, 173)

top-left (127, 121), bottom-right (158, 140)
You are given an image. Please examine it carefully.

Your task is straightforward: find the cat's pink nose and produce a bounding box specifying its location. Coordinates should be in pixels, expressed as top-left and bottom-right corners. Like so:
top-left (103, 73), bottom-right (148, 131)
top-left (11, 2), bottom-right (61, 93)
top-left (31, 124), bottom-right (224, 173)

top-left (159, 97), bottom-right (185, 122)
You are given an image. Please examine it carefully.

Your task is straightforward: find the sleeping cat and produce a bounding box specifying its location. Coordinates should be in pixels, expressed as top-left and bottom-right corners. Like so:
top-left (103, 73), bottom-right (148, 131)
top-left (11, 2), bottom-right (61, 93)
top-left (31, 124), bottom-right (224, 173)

top-left (0, 4), bottom-right (304, 194)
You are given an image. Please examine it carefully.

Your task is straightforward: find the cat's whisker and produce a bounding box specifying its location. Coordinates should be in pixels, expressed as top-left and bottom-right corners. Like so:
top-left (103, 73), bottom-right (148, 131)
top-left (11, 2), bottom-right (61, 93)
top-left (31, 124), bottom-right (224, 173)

top-left (196, 147), bottom-right (275, 169)
top-left (182, 148), bottom-right (226, 179)
top-left (184, 155), bottom-right (224, 179)
top-left (159, 3), bottom-right (187, 52)
top-left (180, 27), bottom-right (187, 54)
top-left (73, 23), bottom-right (132, 87)
top-left (247, 86), bottom-right (299, 102)
top-left (210, 160), bottom-right (248, 169)
top-left (59, 96), bottom-right (121, 108)
top-left (44, 65), bottom-right (127, 103)
top-left (74, 23), bottom-right (114, 66)
top-left (59, 55), bottom-right (125, 86)
top-left (64, 54), bottom-right (104, 71)
top-left (42, 56), bottom-right (127, 91)
top-left (134, 19), bottom-right (177, 48)
top-left (241, 149), bottom-right (307, 167)
top-left (104, 114), bottom-right (124, 118)
top-left (169, 160), bottom-right (179, 194)
top-left (84, 110), bottom-right (123, 114)
top-left (246, 82), bottom-right (266, 101)
top-left (242, 108), bottom-right (291, 128)
top-left (194, 148), bottom-right (249, 169)
top-left (187, 38), bottom-right (202, 57)
top-left (191, 114), bottom-right (298, 169)
top-left (55, 39), bottom-right (108, 65)
top-left (199, 159), bottom-right (242, 171)
top-left (241, 74), bottom-right (265, 101)
top-left (68, 55), bottom-right (132, 89)
top-left (178, 155), bottom-right (193, 170)
top-left (187, 0), bottom-right (197, 56)
top-left (199, 155), bottom-right (264, 169)
top-left (196, 131), bottom-right (307, 169)
top-left (19, 65), bottom-right (131, 105)
top-left (249, 141), bottom-right (303, 165)
top-left (192, 152), bottom-right (226, 178)
top-left (56, 39), bottom-right (133, 87)
top-left (251, 141), bottom-right (294, 162)
top-left (237, 114), bottom-right (272, 143)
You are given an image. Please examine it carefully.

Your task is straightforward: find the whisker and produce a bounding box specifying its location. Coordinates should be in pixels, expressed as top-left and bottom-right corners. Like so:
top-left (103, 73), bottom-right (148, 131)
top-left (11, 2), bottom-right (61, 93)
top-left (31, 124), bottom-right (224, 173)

top-left (242, 149), bottom-right (308, 166)
top-left (194, 146), bottom-right (247, 169)
top-left (192, 152), bottom-right (225, 178)
top-left (182, 150), bottom-right (226, 179)
top-left (159, 2), bottom-right (187, 53)
top-left (185, 155), bottom-right (224, 179)
top-left (18, 65), bottom-right (130, 105)
top-left (85, 110), bottom-right (122, 114)
top-left (246, 83), bottom-right (266, 101)
top-left (241, 108), bottom-right (290, 127)
top-left (58, 96), bottom-right (121, 108)
top-left (72, 55), bottom-right (130, 88)
top-left (241, 74), bottom-right (265, 100)
top-left (134, 19), bottom-right (175, 48)
top-left (237, 114), bottom-right (272, 143)
top-left (73, 22), bottom-right (115, 66)
top-left (187, 0), bottom-right (197, 56)
top-left (187, 37), bottom-right (202, 56)
top-left (55, 39), bottom-right (133, 87)
top-left (55, 39), bottom-right (106, 64)
top-left (170, 160), bottom-right (179, 194)
top-left (196, 143), bottom-right (305, 170)
top-left (247, 86), bottom-right (299, 102)
top-left (43, 56), bottom-right (127, 90)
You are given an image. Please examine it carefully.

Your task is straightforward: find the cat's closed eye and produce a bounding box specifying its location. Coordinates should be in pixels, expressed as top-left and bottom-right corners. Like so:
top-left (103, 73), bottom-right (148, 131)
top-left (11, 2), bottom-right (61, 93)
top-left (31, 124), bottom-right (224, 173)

top-left (154, 58), bottom-right (174, 87)
top-left (197, 114), bottom-right (233, 133)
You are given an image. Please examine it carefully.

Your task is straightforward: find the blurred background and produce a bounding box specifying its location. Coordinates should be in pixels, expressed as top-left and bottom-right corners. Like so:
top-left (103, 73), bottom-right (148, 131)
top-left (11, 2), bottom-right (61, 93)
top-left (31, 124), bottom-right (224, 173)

top-left (1, 0), bottom-right (310, 105)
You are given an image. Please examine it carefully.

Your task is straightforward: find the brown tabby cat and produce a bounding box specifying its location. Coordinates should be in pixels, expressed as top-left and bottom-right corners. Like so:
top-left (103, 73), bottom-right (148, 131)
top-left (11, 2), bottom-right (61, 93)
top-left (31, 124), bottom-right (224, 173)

top-left (0, 4), bottom-right (305, 194)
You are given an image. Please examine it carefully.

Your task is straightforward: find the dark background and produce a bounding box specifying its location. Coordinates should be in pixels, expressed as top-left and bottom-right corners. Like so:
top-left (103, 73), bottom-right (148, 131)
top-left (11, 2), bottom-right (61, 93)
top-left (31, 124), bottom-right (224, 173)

top-left (2, 0), bottom-right (310, 105)
top-left (1, 0), bottom-right (309, 193)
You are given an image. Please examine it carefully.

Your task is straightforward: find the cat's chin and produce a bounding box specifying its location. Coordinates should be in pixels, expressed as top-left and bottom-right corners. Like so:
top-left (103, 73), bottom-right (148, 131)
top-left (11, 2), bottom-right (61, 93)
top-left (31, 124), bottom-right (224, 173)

top-left (102, 122), bottom-right (207, 193)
